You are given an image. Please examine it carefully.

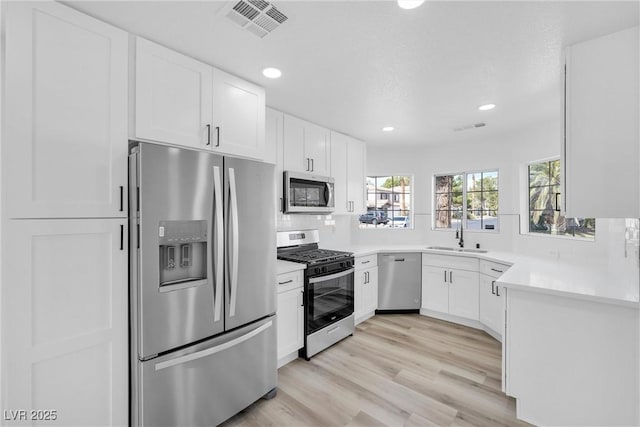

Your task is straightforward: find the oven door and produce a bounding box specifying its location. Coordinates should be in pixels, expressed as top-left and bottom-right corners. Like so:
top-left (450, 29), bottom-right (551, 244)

top-left (306, 268), bottom-right (354, 334)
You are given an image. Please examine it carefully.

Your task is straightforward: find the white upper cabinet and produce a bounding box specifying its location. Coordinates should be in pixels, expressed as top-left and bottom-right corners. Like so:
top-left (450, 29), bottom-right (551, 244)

top-left (266, 108), bottom-right (284, 211)
top-left (564, 26), bottom-right (639, 217)
top-left (347, 137), bottom-right (366, 214)
top-left (304, 122), bottom-right (331, 176)
top-left (265, 107), bottom-right (282, 165)
top-left (135, 39), bottom-right (266, 159)
top-left (283, 114), bottom-right (331, 176)
top-left (330, 132), bottom-right (366, 214)
top-left (135, 37), bottom-right (213, 150)
top-left (330, 132), bottom-right (349, 214)
top-left (212, 69), bottom-right (265, 159)
top-left (4, 1), bottom-right (128, 218)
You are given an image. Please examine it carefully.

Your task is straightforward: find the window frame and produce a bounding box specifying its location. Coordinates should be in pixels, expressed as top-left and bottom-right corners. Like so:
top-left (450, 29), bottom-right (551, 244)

top-left (433, 168), bottom-right (500, 233)
top-left (524, 157), bottom-right (595, 241)
top-left (362, 174), bottom-right (414, 230)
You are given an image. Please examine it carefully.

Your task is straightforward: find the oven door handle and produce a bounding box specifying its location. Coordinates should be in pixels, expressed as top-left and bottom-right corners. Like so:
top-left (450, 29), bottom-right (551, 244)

top-left (308, 268), bottom-right (354, 284)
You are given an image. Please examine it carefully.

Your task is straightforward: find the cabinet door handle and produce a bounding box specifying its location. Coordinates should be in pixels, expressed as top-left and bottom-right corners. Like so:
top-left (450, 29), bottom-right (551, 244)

top-left (444, 270), bottom-right (447, 283)
top-left (206, 124), bottom-right (211, 145)
top-left (361, 260), bottom-right (370, 264)
top-left (490, 268), bottom-right (503, 273)
top-left (300, 290), bottom-right (304, 307)
top-left (491, 280), bottom-right (496, 295)
top-left (449, 271), bottom-right (453, 283)
top-left (278, 279), bottom-right (293, 285)
top-left (554, 192), bottom-right (561, 212)
top-left (310, 158), bottom-right (314, 172)
top-left (496, 286), bottom-right (501, 297)
top-left (215, 126), bottom-right (220, 147)
top-left (120, 224), bottom-right (124, 251)
top-left (119, 186), bottom-right (124, 212)
top-left (306, 158), bottom-right (310, 171)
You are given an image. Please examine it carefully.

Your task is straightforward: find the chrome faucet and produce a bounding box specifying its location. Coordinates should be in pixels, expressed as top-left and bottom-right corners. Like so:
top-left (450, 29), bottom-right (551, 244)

top-left (456, 223), bottom-right (464, 248)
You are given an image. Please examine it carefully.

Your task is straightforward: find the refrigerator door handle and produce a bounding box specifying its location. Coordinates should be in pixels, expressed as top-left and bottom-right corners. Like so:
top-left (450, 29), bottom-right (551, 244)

top-left (228, 167), bottom-right (239, 317)
top-left (154, 320), bottom-right (273, 371)
top-left (213, 165), bottom-right (224, 322)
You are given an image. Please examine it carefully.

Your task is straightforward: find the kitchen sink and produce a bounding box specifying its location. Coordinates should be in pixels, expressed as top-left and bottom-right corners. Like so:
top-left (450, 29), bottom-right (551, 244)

top-left (425, 246), bottom-right (488, 254)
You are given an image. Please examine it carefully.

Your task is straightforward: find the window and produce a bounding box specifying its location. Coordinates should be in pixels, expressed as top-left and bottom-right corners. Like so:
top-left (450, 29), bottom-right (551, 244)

top-left (435, 170), bottom-right (499, 231)
top-left (528, 159), bottom-right (595, 238)
top-left (362, 176), bottom-right (412, 229)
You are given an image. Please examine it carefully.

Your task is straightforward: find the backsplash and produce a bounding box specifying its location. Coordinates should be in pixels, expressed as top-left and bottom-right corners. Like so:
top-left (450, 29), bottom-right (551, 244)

top-left (277, 213), bottom-right (352, 249)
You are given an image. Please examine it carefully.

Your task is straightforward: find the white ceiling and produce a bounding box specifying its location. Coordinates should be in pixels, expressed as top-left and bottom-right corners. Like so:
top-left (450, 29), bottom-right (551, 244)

top-left (64, 0), bottom-right (639, 147)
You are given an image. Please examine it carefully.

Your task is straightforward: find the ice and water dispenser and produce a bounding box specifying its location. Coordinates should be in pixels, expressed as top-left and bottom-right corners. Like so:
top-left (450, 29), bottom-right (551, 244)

top-left (158, 220), bottom-right (207, 289)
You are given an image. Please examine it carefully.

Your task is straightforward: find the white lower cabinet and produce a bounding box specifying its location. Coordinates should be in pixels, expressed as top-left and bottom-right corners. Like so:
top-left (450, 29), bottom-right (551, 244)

top-left (355, 254), bottom-right (378, 323)
top-left (2, 219), bottom-right (128, 426)
top-left (504, 289), bottom-right (639, 426)
top-left (478, 260), bottom-right (510, 338)
top-left (421, 254), bottom-right (479, 321)
top-left (276, 270), bottom-right (304, 367)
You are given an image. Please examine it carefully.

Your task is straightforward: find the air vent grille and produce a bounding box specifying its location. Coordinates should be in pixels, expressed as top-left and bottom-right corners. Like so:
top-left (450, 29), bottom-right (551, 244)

top-left (453, 122), bottom-right (487, 132)
top-left (266, 7), bottom-right (288, 24)
top-left (222, 0), bottom-right (288, 38)
top-left (248, 0), bottom-right (269, 11)
top-left (233, 1), bottom-right (260, 20)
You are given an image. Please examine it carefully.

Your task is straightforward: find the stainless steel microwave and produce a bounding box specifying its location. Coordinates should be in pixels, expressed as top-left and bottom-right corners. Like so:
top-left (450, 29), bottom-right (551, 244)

top-left (284, 171), bottom-right (335, 214)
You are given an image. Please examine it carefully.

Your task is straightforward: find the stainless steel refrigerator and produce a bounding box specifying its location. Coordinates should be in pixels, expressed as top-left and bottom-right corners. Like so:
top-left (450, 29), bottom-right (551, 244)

top-left (129, 142), bottom-right (277, 427)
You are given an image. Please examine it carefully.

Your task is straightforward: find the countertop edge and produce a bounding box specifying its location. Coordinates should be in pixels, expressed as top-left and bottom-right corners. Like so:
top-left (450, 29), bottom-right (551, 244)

top-left (343, 246), bottom-right (639, 309)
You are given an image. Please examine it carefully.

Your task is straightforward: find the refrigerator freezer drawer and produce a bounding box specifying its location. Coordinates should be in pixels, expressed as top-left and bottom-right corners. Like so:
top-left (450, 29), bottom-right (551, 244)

top-left (134, 316), bottom-right (277, 427)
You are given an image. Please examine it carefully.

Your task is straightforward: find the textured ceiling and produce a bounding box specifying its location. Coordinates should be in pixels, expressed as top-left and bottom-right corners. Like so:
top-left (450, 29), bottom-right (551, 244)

top-left (64, 0), bottom-right (639, 147)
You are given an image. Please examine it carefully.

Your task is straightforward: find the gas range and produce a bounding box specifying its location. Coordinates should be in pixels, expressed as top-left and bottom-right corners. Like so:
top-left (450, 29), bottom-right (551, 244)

top-left (276, 229), bottom-right (353, 270)
top-left (276, 229), bottom-right (355, 360)
top-left (277, 248), bottom-right (352, 265)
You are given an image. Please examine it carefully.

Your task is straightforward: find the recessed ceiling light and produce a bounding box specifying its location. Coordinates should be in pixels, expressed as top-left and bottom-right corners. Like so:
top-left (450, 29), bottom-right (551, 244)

top-left (382, 126), bottom-right (395, 132)
top-left (262, 67), bottom-right (282, 79)
top-left (478, 103), bottom-right (496, 111)
top-left (397, 0), bottom-right (425, 10)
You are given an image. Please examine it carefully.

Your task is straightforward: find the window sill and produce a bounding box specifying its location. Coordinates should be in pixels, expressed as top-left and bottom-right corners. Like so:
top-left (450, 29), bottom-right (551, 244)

top-left (520, 231), bottom-right (595, 242)
top-left (431, 228), bottom-right (500, 234)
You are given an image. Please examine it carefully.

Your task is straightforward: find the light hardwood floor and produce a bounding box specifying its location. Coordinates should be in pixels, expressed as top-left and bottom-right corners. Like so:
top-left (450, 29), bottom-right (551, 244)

top-left (221, 314), bottom-right (532, 427)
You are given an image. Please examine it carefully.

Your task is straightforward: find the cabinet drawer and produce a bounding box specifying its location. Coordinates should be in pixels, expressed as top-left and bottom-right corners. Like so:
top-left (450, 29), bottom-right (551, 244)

top-left (355, 254), bottom-right (377, 269)
top-left (479, 260), bottom-right (511, 278)
top-left (422, 253), bottom-right (478, 272)
top-left (276, 271), bottom-right (303, 293)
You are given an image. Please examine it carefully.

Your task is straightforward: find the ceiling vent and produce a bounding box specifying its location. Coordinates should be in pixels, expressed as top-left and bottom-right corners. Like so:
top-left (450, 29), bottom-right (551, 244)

top-left (221, 0), bottom-right (288, 38)
top-left (453, 122), bottom-right (487, 132)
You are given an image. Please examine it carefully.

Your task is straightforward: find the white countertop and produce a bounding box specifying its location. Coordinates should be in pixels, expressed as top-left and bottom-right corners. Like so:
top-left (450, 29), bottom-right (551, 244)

top-left (328, 244), bottom-right (639, 309)
top-left (277, 259), bottom-right (306, 275)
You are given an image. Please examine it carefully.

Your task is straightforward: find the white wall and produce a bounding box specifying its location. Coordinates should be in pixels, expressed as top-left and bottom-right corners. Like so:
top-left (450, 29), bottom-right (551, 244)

top-left (353, 118), bottom-right (639, 277)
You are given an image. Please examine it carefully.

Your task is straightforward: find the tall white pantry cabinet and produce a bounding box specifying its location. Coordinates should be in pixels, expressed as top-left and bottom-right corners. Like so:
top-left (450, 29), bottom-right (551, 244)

top-left (2, 2), bottom-right (128, 426)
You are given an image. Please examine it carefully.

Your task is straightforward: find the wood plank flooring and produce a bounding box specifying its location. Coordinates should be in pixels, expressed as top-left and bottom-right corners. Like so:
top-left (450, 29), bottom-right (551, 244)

top-left (221, 314), bottom-right (532, 427)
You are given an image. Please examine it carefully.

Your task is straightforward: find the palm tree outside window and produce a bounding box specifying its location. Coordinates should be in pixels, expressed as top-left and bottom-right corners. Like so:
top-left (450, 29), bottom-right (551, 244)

top-left (528, 159), bottom-right (595, 238)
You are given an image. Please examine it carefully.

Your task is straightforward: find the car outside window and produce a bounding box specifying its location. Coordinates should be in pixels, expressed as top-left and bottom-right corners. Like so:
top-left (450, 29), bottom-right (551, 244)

top-left (361, 176), bottom-right (412, 229)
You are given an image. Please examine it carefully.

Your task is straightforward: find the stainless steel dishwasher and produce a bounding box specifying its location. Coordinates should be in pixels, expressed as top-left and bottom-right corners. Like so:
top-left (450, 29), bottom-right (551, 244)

top-left (377, 253), bottom-right (421, 313)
